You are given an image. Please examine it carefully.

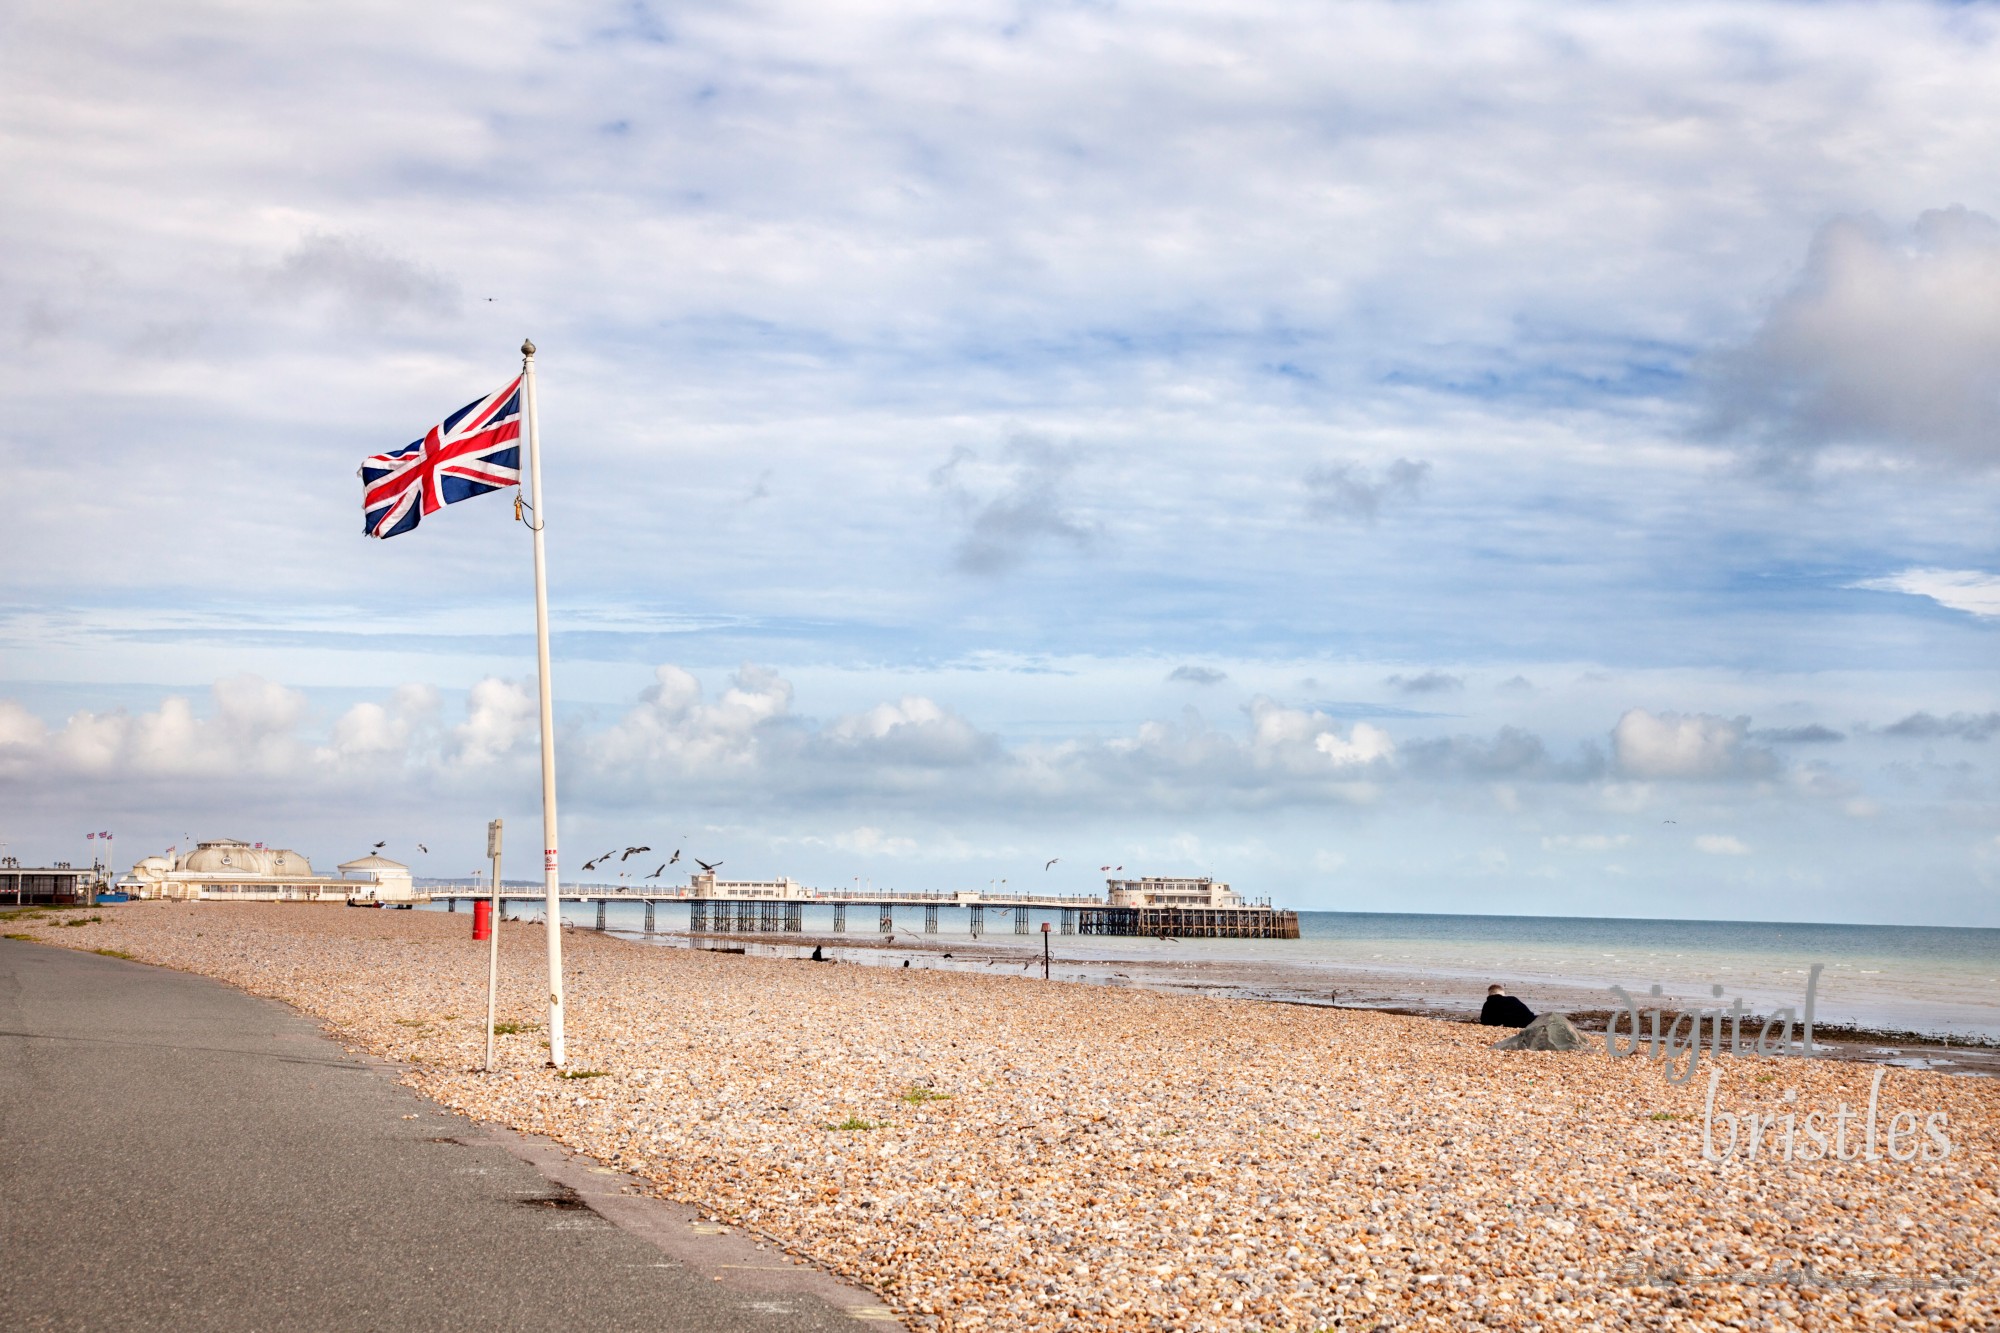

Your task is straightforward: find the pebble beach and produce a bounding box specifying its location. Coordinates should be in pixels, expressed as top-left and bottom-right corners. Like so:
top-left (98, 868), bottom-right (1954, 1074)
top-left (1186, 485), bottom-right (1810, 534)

top-left (14, 902), bottom-right (1999, 1331)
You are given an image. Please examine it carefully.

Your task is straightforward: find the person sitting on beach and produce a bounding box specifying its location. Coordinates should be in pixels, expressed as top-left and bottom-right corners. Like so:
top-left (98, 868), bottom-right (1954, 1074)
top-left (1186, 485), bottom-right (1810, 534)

top-left (1479, 984), bottom-right (1535, 1028)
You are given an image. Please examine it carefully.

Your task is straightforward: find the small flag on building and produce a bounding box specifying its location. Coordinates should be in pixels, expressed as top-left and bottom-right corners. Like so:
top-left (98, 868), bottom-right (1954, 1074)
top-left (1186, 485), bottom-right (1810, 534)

top-left (360, 378), bottom-right (523, 539)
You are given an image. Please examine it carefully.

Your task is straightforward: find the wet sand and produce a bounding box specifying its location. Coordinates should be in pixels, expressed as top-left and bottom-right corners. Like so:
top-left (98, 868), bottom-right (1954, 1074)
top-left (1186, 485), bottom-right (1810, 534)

top-left (14, 902), bottom-right (2000, 1331)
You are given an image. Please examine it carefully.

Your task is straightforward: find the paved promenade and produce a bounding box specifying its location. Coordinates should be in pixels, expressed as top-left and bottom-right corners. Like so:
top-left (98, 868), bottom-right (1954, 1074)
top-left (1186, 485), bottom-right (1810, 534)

top-left (0, 939), bottom-right (888, 1331)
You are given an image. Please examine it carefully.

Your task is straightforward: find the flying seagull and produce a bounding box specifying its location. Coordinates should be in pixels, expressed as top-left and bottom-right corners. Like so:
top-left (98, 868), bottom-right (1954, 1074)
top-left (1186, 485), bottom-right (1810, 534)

top-left (417, 843), bottom-right (428, 854)
top-left (694, 858), bottom-right (722, 873)
top-left (1044, 857), bottom-right (1060, 871)
top-left (646, 864), bottom-right (665, 879)
top-left (373, 841), bottom-right (386, 850)
top-left (668, 849), bottom-right (680, 864)
top-left (621, 845), bottom-right (651, 861)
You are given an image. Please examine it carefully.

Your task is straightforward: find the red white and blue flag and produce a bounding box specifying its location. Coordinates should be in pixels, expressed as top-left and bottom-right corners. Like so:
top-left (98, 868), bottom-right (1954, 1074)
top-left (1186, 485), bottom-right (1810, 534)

top-left (360, 377), bottom-right (522, 539)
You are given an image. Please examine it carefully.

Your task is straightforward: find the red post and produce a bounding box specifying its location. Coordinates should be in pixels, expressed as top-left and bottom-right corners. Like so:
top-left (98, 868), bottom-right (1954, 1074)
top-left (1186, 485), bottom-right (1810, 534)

top-left (472, 898), bottom-right (493, 941)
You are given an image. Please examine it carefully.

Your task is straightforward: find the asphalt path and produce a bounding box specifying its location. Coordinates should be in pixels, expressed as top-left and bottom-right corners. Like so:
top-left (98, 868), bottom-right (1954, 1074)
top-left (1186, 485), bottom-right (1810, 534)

top-left (0, 939), bottom-right (891, 1332)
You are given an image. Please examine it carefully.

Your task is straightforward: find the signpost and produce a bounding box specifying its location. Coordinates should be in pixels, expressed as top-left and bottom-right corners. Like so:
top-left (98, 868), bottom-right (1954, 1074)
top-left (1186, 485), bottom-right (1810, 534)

top-left (484, 818), bottom-right (503, 1073)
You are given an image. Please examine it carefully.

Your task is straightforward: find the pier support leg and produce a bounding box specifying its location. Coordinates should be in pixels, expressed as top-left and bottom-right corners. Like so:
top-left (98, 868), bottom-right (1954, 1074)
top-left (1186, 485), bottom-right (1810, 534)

top-left (760, 901), bottom-right (779, 932)
top-left (784, 903), bottom-right (801, 932)
top-left (644, 900), bottom-right (655, 935)
top-left (690, 901), bottom-right (708, 933)
top-left (879, 905), bottom-right (893, 936)
top-left (595, 900), bottom-right (607, 931)
top-left (924, 903), bottom-right (939, 933)
top-left (833, 903), bottom-right (846, 933)
top-left (1015, 910), bottom-right (1029, 935)
top-left (1061, 908), bottom-right (1076, 936)
top-left (969, 905), bottom-right (983, 939)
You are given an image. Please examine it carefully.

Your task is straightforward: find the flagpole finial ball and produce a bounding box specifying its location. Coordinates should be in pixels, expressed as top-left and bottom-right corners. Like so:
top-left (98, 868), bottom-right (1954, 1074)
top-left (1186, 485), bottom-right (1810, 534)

top-left (521, 338), bottom-right (536, 357)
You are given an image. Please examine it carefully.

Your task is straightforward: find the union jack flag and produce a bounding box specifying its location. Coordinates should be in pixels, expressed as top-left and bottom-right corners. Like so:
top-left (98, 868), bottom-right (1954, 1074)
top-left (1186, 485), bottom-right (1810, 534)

top-left (360, 377), bottom-right (522, 539)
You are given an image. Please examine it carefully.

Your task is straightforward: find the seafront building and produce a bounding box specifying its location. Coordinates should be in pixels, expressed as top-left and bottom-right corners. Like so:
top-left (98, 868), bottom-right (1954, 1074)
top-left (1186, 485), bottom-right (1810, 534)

top-left (119, 839), bottom-right (415, 903)
top-left (1, 857), bottom-right (91, 906)
top-left (1105, 876), bottom-right (1246, 909)
top-left (686, 872), bottom-right (812, 900)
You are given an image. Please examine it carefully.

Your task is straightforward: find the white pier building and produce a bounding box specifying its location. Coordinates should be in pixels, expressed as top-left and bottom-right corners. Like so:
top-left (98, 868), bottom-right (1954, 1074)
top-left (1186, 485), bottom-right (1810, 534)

top-left (120, 839), bottom-right (415, 903)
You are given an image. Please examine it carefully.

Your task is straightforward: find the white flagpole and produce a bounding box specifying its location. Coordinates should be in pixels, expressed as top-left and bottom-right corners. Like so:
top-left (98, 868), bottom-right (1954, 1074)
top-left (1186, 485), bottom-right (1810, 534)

top-left (519, 338), bottom-right (566, 1068)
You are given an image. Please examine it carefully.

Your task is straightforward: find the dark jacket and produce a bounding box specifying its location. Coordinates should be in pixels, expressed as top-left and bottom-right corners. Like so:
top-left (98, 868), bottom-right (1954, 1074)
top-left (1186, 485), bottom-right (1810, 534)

top-left (1479, 994), bottom-right (1535, 1028)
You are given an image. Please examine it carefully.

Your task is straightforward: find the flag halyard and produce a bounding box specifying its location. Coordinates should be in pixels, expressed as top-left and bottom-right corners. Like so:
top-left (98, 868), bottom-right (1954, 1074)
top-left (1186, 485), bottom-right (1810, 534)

top-left (360, 377), bottom-right (523, 538)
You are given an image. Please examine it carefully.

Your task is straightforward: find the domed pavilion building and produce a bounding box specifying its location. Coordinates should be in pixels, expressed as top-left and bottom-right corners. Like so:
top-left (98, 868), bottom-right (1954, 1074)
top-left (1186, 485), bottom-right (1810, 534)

top-left (120, 839), bottom-right (414, 902)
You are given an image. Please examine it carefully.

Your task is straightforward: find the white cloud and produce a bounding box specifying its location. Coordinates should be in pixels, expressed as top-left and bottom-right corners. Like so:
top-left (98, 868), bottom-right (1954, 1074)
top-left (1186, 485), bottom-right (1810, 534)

top-left (1854, 568), bottom-right (2000, 619)
top-left (1304, 458), bottom-right (1430, 524)
top-left (0, 700), bottom-right (49, 751)
top-left (449, 678), bottom-right (536, 769)
top-left (1695, 834), bottom-right (1751, 856)
top-left (318, 684), bottom-right (440, 768)
top-left (589, 664), bottom-right (795, 778)
top-left (1245, 699), bottom-right (1394, 772)
top-left (1612, 709), bottom-right (1774, 781)
top-left (833, 827), bottom-right (919, 857)
top-left (931, 435), bottom-right (1095, 575)
top-left (1541, 833), bottom-right (1629, 852)
top-left (824, 696), bottom-right (993, 766)
top-left (1707, 208), bottom-right (2000, 470)
top-left (262, 231), bottom-right (458, 320)
top-left (34, 675), bottom-right (311, 779)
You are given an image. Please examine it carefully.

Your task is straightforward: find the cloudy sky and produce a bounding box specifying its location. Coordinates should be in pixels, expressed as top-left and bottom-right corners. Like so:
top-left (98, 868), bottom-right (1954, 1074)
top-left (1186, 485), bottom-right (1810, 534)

top-left (7, 1), bottom-right (2000, 924)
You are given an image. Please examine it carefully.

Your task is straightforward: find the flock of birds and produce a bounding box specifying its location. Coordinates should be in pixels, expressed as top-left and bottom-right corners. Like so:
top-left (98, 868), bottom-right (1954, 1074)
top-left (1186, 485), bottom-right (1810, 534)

top-left (366, 839), bottom-right (719, 881)
top-left (362, 840), bottom-right (1127, 885)
top-left (578, 844), bottom-right (724, 880)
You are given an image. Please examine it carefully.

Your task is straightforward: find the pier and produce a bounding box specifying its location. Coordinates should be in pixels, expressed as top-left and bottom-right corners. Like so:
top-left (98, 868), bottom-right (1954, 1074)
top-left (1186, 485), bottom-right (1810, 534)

top-left (425, 878), bottom-right (1299, 940)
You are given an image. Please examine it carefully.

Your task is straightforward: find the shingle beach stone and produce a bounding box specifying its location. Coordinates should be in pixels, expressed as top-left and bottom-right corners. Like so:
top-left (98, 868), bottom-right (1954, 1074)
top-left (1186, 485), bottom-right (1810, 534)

top-left (18, 902), bottom-right (1999, 1332)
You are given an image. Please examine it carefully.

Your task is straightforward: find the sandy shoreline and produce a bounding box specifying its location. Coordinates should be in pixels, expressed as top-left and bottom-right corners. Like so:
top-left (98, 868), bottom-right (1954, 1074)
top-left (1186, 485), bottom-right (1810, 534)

top-left (11, 902), bottom-right (1999, 1331)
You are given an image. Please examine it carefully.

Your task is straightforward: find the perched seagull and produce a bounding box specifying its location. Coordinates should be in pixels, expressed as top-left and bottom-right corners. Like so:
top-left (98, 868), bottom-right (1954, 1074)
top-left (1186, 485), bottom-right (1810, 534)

top-left (1044, 857), bottom-right (1060, 871)
top-left (621, 845), bottom-right (651, 861)
top-left (694, 858), bottom-right (722, 873)
top-left (646, 864), bottom-right (665, 879)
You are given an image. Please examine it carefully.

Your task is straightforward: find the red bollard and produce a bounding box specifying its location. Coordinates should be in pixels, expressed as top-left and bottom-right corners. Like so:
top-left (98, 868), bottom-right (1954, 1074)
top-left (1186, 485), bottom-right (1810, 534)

top-left (472, 899), bottom-right (493, 941)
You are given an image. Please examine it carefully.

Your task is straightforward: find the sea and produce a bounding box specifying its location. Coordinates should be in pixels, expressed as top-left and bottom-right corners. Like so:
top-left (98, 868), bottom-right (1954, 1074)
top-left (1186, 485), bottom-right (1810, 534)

top-left (436, 897), bottom-right (2000, 1042)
